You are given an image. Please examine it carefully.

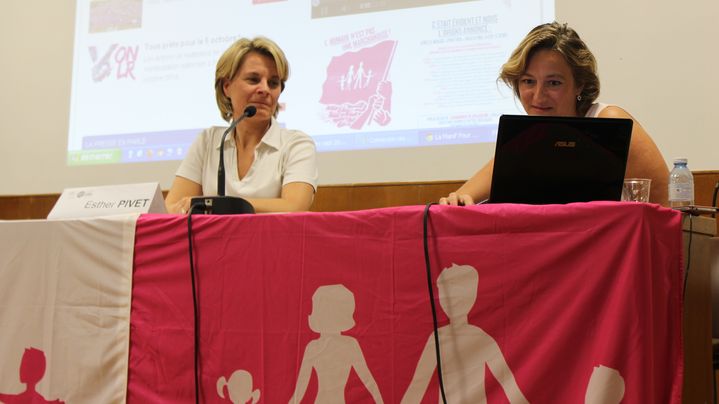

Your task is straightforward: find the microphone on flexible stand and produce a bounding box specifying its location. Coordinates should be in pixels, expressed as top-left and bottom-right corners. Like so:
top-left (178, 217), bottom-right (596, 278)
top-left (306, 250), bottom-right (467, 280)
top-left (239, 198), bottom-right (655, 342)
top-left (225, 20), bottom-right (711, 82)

top-left (191, 105), bottom-right (257, 214)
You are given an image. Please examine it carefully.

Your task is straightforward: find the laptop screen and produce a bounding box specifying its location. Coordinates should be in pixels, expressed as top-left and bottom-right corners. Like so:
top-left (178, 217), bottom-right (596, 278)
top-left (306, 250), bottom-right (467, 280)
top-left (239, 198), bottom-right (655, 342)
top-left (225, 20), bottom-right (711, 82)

top-left (488, 114), bottom-right (633, 204)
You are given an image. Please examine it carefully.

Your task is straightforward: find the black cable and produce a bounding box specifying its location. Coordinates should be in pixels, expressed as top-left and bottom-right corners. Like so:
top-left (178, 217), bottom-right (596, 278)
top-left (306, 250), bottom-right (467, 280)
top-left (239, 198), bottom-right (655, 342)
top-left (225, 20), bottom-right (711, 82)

top-left (683, 214), bottom-right (693, 299)
top-left (187, 203), bottom-right (204, 404)
top-left (711, 181), bottom-right (718, 218)
top-left (422, 203), bottom-right (448, 404)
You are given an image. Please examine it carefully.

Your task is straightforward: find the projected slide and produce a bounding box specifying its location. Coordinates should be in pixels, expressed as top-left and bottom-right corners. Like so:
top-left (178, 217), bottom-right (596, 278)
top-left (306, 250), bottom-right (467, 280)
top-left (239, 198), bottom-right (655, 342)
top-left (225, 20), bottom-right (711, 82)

top-left (67, 0), bottom-right (553, 165)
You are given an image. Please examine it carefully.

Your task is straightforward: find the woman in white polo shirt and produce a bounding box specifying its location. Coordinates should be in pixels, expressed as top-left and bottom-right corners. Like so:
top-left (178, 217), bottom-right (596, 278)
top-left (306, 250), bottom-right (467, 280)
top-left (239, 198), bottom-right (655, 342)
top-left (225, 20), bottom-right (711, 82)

top-left (165, 36), bottom-right (318, 214)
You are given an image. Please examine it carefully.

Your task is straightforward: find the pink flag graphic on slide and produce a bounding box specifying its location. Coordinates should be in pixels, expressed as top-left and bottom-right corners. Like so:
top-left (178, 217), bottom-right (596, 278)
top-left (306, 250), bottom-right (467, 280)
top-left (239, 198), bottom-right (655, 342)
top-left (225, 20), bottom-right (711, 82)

top-left (320, 40), bottom-right (397, 129)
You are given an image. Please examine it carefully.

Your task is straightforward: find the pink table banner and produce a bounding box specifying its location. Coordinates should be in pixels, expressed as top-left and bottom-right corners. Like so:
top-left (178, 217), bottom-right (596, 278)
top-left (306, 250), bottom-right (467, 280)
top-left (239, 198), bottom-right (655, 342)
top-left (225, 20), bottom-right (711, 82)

top-left (129, 202), bottom-right (683, 403)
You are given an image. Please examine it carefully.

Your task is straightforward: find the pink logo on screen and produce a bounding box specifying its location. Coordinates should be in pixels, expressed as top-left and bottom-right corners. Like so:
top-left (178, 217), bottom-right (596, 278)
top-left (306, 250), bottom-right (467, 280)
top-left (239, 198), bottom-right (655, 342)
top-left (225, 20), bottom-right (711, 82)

top-left (88, 44), bottom-right (139, 82)
top-left (320, 40), bottom-right (396, 129)
top-left (0, 347), bottom-right (65, 403)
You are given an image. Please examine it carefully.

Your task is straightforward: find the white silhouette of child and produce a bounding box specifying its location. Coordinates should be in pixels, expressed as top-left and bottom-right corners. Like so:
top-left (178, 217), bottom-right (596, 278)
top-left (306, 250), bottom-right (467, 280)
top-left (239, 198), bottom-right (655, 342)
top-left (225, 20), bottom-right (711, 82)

top-left (217, 369), bottom-right (260, 404)
top-left (289, 284), bottom-right (384, 403)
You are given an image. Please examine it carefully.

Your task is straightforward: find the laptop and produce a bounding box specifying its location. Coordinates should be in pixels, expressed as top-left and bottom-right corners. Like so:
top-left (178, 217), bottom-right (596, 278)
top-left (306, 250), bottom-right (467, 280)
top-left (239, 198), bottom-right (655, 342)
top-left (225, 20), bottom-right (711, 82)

top-left (488, 114), bottom-right (633, 204)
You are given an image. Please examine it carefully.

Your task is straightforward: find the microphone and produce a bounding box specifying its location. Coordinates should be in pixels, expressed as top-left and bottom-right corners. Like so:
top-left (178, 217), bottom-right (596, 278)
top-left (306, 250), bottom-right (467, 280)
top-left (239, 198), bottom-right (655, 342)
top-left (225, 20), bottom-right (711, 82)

top-left (218, 106), bottom-right (256, 196)
top-left (190, 105), bottom-right (257, 215)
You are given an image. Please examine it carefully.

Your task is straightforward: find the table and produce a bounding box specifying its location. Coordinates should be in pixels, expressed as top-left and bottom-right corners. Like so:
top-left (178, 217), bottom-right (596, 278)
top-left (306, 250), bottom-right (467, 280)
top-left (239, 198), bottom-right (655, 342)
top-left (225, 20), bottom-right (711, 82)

top-left (127, 202), bottom-right (683, 403)
top-left (0, 203), bottom-right (686, 403)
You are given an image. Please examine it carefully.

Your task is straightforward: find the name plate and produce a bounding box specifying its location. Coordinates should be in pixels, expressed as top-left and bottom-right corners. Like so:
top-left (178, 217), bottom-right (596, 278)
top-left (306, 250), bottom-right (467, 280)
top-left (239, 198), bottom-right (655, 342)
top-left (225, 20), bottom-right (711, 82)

top-left (47, 182), bottom-right (166, 219)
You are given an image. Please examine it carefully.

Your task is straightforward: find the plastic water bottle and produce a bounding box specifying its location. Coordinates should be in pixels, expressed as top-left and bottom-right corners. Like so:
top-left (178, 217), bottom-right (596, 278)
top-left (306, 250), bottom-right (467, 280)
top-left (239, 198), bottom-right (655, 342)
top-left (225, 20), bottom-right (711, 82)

top-left (668, 158), bottom-right (694, 207)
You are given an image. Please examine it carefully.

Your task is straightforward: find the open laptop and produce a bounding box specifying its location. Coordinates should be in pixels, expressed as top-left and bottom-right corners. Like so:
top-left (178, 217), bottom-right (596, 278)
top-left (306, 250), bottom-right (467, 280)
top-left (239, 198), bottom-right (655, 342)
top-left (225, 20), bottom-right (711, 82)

top-left (488, 114), bottom-right (633, 204)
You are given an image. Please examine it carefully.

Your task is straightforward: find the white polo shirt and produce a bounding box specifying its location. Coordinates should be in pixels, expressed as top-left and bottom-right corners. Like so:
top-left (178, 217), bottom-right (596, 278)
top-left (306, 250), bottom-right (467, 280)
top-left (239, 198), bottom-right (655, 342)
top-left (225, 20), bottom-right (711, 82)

top-left (177, 118), bottom-right (318, 198)
top-left (585, 102), bottom-right (609, 117)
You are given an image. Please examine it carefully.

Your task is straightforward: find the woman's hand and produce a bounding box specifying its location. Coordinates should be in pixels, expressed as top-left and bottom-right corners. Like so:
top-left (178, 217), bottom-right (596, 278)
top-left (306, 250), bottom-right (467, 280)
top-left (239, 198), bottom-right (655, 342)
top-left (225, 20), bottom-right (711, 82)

top-left (246, 182), bottom-right (315, 213)
top-left (165, 176), bottom-right (203, 214)
top-left (438, 160), bottom-right (493, 206)
top-left (167, 196), bottom-right (193, 215)
top-left (439, 192), bottom-right (475, 206)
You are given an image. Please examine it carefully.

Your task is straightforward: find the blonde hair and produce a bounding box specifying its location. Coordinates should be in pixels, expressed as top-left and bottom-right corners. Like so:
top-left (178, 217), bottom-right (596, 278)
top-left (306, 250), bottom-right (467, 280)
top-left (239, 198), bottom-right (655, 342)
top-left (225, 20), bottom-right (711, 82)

top-left (499, 22), bottom-right (599, 116)
top-left (215, 36), bottom-right (289, 121)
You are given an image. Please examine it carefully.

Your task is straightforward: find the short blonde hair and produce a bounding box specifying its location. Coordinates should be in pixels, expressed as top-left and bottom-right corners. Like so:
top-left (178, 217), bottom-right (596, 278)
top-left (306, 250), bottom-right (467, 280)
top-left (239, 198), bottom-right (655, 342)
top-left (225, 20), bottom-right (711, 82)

top-left (499, 22), bottom-right (599, 116)
top-left (215, 36), bottom-right (289, 121)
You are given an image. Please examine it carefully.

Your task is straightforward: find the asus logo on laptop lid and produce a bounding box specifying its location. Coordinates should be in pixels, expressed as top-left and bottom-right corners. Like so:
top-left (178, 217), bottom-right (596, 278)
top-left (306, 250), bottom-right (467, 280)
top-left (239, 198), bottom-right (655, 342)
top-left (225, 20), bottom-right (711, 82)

top-left (554, 140), bottom-right (576, 148)
top-left (489, 114), bottom-right (633, 205)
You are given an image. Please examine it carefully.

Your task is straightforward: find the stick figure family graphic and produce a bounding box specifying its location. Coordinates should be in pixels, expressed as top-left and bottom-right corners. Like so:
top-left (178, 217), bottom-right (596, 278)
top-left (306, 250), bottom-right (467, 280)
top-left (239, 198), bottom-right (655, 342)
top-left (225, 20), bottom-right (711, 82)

top-left (0, 264), bottom-right (625, 403)
top-left (216, 264), bottom-right (625, 403)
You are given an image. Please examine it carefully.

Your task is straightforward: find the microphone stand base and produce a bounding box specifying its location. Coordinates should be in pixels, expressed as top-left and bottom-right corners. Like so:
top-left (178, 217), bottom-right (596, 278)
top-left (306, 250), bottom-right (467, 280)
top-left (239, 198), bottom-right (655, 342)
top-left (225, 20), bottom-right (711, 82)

top-left (190, 196), bottom-right (255, 215)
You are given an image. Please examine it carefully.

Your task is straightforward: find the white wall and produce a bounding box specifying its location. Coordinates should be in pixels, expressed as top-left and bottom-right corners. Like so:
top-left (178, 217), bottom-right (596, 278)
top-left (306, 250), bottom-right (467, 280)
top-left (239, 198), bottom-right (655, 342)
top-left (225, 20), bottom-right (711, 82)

top-left (558, 0), bottom-right (718, 172)
top-left (0, 0), bottom-right (717, 196)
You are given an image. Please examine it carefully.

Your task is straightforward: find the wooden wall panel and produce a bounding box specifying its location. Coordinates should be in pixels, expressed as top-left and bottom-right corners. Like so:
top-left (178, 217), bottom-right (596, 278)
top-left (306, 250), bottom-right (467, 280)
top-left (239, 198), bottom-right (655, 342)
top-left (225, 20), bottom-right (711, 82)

top-left (0, 173), bottom-right (716, 220)
top-left (311, 181), bottom-right (464, 212)
top-left (694, 171), bottom-right (719, 207)
top-left (0, 194), bottom-right (59, 220)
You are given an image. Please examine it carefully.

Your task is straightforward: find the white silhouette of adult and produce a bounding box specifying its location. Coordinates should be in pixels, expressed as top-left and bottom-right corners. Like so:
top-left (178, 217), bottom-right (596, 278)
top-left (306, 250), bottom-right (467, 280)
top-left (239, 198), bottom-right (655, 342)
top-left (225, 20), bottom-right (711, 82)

top-left (345, 65), bottom-right (355, 91)
top-left (401, 264), bottom-right (528, 404)
top-left (353, 62), bottom-right (365, 89)
top-left (289, 284), bottom-right (384, 404)
top-left (217, 369), bottom-right (260, 404)
top-left (584, 365), bottom-right (625, 404)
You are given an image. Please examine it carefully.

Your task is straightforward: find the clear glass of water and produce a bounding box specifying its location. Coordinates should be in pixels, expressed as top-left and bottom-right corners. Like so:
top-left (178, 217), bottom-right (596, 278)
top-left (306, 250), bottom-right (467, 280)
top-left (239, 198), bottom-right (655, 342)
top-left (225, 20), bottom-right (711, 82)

top-left (621, 178), bottom-right (652, 202)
